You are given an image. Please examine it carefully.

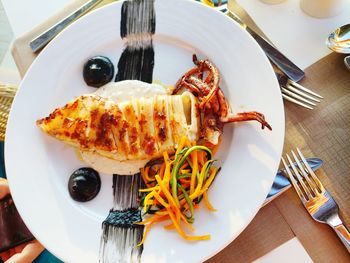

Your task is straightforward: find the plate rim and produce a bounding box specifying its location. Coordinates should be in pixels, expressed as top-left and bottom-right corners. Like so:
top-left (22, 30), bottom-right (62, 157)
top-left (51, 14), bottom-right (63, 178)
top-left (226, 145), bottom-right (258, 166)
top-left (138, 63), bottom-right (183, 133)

top-left (5, 0), bottom-right (285, 262)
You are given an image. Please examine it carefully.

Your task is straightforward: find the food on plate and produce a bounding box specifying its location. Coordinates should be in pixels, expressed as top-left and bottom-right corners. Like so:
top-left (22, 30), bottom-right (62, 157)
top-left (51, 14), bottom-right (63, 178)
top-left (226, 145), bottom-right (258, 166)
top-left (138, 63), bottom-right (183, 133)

top-left (136, 55), bottom-right (272, 243)
top-left (68, 167), bottom-right (101, 202)
top-left (173, 54), bottom-right (272, 146)
top-left (36, 91), bottom-right (198, 174)
top-left (37, 55), bottom-right (271, 177)
top-left (36, 54), bottom-right (272, 241)
top-left (83, 56), bottom-right (115, 87)
top-left (138, 136), bottom-right (219, 243)
top-left (81, 80), bottom-right (173, 174)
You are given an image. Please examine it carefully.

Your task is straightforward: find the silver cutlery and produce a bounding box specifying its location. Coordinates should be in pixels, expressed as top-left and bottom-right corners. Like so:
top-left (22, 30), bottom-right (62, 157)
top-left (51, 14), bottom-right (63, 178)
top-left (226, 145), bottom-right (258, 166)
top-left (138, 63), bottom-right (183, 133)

top-left (276, 71), bottom-right (323, 110)
top-left (201, 0), bottom-right (305, 82)
top-left (282, 148), bottom-right (350, 253)
top-left (345, 56), bottom-right (350, 71)
top-left (30, 0), bottom-right (104, 53)
top-left (326, 24), bottom-right (350, 71)
top-left (264, 157), bottom-right (323, 205)
top-left (326, 24), bottom-right (350, 54)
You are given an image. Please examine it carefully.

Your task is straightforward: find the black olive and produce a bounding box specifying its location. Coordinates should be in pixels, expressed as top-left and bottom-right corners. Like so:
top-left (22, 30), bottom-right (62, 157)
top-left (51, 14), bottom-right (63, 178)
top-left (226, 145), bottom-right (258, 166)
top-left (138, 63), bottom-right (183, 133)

top-left (83, 56), bottom-right (114, 87)
top-left (68, 167), bottom-right (101, 202)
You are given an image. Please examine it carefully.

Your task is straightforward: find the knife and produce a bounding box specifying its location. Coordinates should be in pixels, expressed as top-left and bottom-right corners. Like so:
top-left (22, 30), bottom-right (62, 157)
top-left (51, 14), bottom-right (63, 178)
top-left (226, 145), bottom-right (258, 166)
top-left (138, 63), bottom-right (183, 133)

top-left (225, 9), bottom-right (305, 82)
top-left (264, 157), bottom-right (323, 205)
top-left (30, 0), bottom-right (105, 53)
top-left (196, 0), bottom-right (305, 82)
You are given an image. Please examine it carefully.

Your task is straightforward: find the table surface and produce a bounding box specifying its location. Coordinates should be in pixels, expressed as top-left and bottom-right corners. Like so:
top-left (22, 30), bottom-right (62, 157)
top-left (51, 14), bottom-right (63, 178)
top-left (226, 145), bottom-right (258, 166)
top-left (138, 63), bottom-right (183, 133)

top-left (1, 0), bottom-right (350, 262)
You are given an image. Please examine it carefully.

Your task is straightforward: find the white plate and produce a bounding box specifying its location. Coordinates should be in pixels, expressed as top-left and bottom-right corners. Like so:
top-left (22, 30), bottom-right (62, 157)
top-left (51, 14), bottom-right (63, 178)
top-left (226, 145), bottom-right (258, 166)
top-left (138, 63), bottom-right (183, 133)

top-left (5, 1), bottom-right (284, 262)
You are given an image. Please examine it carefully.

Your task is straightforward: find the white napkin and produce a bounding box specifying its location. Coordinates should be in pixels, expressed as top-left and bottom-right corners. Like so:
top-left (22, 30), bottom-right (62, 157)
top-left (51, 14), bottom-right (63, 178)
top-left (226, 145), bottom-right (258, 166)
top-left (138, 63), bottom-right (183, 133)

top-left (253, 237), bottom-right (313, 263)
top-left (237, 0), bottom-right (350, 69)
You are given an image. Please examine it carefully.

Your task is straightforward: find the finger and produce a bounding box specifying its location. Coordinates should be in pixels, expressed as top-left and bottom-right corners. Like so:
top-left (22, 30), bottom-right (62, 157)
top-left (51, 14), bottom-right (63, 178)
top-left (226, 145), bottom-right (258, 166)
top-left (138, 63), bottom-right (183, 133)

top-left (13, 243), bottom-right (27, 254)
top-left (0, 179), bottom-right (10, 199)
top-left (5, 241), bottom-right (44, 263)
top-left (0, 242), bottom-right (30, 261)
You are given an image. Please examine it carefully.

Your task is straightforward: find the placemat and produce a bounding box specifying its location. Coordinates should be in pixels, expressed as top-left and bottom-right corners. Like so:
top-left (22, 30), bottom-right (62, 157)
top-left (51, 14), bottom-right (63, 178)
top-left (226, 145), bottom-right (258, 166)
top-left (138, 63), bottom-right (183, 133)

top-left (5, 0), bottom-right (350, 262)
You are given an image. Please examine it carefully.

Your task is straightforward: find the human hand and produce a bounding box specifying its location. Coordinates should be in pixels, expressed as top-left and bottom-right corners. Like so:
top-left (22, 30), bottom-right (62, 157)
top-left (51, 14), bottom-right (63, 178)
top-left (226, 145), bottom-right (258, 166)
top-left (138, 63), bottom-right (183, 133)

top-left (0, 179), bottom-right (44, 263)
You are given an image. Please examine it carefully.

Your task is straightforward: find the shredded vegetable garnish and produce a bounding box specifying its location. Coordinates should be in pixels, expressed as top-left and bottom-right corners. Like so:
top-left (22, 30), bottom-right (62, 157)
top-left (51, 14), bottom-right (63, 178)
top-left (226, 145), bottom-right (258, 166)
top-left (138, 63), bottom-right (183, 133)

top-left (138, 136), bottom-right (220, 245)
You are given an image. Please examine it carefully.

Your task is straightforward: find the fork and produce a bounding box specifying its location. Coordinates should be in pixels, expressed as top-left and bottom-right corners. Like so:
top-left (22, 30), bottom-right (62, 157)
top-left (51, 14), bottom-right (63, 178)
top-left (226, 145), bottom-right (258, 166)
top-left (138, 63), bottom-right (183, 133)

top-left (199, 1), bottom-right (321, 109)
top-left (282, 148), bottom-right (350, 252)
top-left (276, 71), bottom-right (323, 110)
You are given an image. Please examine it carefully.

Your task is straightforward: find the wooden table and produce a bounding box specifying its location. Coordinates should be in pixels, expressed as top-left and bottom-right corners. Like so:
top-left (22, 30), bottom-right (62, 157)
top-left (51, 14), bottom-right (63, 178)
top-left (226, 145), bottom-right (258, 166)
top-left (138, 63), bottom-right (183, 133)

top-left (208, 52), bottom-right (350, 263)
top-left (8, 1), bottom-right (350, 262)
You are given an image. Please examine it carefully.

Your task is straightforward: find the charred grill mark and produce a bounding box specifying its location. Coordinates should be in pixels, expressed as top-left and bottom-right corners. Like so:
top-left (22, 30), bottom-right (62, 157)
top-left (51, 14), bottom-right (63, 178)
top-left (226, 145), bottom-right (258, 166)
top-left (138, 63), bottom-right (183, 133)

top-left (129, 127), bottom-right (138, 155)
top-left (158, 127), bottom-right (166, 142)
top-left (119, 120), bottom-right (129, 156)
top-left (142, 134), bottom-right (156, 156)
top-left (95, 112), bottom-right (115, 151)
top-left (71, 119), bottom-right (89, 149)
top-left (63, 117), bottom-right (74, 129)
top-left (154, 106), bottom-right (167, 143)
top-left (90, 109), bottom-right (100, 129)
top-left (66, 99), bottom-right (79, 111)
top-left (110, 106), bottom-right (123, 154)
top-left (139, 113), bottom-right (147, 133)
top-left (123, 104), bottom-right (141, 156)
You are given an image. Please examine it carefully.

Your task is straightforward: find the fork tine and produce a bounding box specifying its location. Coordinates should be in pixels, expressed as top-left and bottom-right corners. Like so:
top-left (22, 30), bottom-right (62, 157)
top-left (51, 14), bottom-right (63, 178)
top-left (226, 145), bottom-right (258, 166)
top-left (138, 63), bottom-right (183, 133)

top-left (288, 80), bottom-right (323, 99)
top-left (282, 94), bottom-right (314, 110)
top-left (282, 157), bottom-right (307, 201)
top-left (281, 88), bottom-right (317, 106)
top-left (285, 84), bottom-right (321, 102)
top-left (291, 150), bottom-right (318, 197)
top-left (296, 148), bottom-right (325, 192)
top-left (286, 153), bottom-right (312, 200)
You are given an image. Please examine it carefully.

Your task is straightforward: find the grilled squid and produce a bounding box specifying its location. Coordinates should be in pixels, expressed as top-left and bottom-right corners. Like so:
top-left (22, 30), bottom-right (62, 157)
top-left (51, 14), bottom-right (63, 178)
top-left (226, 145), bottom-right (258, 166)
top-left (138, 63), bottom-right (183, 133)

top-left (37, 92), bottom-right (199, 174)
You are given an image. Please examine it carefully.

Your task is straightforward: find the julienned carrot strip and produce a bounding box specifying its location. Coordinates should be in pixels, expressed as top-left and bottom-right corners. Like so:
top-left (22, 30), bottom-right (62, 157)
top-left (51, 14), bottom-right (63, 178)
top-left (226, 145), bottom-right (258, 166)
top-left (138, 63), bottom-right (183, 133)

top-left (144, 200), bottom-right (158, 206)
top-left (164, 214), bottom-right (194, 232)
top-left (198, 167), bottom-right (218, 196)
top-left (139, 186), bottom-right (160, 192)
top-left (175, 136), bottom-right (187, 156)
top-left (190, 150), bottom-right (198, 194)
top-left (179, 212), bottom-right (195, 232)
top-left (155, 210), bottom-right (169, 216)
top-left (159, 162), bottom-right (166, 179)
top-left (143, 166), bottom-right (155, 183)
top-left (153, 190), bottom-right (169, 208)
top-left (143, 191), bottom-right (156, 213)
top-left (137, 215), bottom-right (170, 246)
top-left (163, 151), bottom-right (170, 162)
top-left (190, 160), bottom-right (212, 200)
top-left (167, 207), bottom-right (210, 241)
top-left (155, 175), bottom-right (180, 212)
top-left (140, 143), bottom-right (218, 244)
top-left (164, 223), bottom-right (175, 230)
top-left (137, 221), bottom-right (155, 246)
top-left (203, 191), bottom-right (217, 212)
top-left (179, 178), bottom-right (191, 184)
top-left (135, 214), bottom-right (167, 225)
top-left (197, 151), bottom-right (204, 167)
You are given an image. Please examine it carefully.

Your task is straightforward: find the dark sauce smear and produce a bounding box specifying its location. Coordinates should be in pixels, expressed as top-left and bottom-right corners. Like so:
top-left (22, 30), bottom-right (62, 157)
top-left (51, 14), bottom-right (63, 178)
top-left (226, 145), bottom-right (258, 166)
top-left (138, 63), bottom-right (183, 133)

top-left (100, 175), bottom-right (145, 262)
top-left (100, 0), bottom-right (155, 261)
top-left (83, 56), bottom-right (114, 87)
top-left (115, 46), bottom-right (154, 83)
top-left (103, 208), bottom-right (142, 229)
top-left (68, 167), bottom-right (101, 202)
